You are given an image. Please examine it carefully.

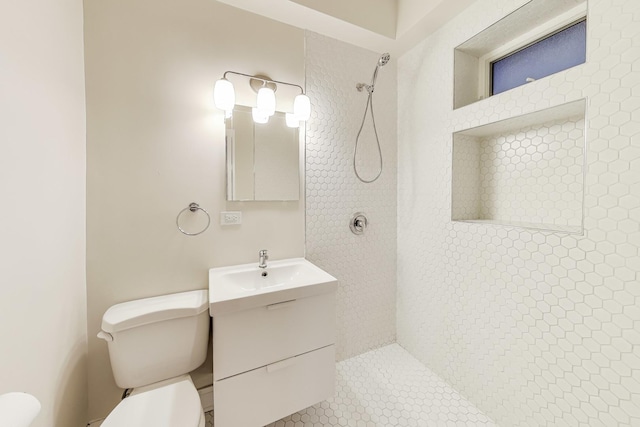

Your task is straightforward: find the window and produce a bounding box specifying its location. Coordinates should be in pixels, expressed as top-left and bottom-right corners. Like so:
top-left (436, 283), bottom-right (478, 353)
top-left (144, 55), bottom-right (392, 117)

top-left (453, 0), bottom-right (587, 109)
top-left (491, 19), bottom-right (587, 95)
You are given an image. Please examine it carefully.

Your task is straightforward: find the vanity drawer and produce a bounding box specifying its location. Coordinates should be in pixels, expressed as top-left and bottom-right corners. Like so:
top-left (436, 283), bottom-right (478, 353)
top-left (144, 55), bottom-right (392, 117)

top-left (214, 345), bottom-right (335, 427)
top-left (213, 292), bottom-right (335, 380)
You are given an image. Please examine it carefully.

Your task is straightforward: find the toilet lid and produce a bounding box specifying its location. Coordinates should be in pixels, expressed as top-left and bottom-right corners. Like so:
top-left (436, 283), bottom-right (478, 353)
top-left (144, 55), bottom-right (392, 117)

top-left (102, 377), bottom-right (202, 427)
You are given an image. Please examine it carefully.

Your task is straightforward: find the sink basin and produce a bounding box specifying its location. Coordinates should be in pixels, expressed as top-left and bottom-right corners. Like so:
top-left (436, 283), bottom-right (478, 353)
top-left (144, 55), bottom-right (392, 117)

top-left (209, 258), bottom-right (337, 315)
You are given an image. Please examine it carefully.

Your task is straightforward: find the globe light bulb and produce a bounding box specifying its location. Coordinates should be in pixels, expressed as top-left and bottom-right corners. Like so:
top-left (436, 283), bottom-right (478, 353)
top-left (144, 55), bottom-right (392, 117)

top-left (286, 113), bottom-right (300, 128)
top-left (293, 94), bottom-right (311, 121)
top-left (213, 78), bottom-right (235, 113)
top-left (256, 87), bottom-right (276, 117)
top-left (252, 107), bottom-right (269, 124)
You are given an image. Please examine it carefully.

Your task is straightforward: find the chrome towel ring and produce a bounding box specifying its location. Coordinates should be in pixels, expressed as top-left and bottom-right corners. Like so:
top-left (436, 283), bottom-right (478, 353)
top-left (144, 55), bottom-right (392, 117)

top-left (176, 202), bottom-right (211, 236)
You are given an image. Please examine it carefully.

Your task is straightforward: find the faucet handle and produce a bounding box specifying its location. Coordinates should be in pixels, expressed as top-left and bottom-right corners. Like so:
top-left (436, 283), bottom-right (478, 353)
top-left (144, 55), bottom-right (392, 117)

top-left (258, 249), bottom-right (269, 269)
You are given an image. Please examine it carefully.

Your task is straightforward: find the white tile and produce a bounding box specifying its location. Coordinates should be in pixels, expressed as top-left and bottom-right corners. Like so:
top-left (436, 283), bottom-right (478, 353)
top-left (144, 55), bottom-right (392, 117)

top-left (304, 32), bottom-right (398, 361)
top-left (398, 0), bottom-right (640, 425)
top-left (205, 345), bottom-right (498, 426)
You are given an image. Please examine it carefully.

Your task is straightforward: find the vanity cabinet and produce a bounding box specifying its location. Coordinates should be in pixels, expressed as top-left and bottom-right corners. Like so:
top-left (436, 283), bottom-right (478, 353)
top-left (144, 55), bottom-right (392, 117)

top-left (212, 291), bottom-right (336, 427)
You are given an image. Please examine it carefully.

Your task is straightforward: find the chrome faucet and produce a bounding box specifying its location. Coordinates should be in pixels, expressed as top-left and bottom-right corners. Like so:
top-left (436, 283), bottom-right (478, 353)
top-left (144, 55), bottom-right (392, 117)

top-left (258, 249), bottom-right (268, 269)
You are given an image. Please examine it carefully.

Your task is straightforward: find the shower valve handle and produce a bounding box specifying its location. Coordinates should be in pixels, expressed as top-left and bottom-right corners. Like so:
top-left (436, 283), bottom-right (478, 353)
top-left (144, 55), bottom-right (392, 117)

top-left (350, 212), bottom-right (368, 235)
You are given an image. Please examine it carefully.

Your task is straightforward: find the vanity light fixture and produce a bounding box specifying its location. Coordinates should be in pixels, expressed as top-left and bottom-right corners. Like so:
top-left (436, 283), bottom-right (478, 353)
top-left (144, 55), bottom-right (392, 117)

top-left (293, 93), bottom-right (311, 121)
top-left (213, 78), bottom-right (235, 118)
top-left (213, 70), bottom-right (310, 124)
top-left (285, 113), bottom-right (300, 128)
top-left (252, 107), bottom-right (269, 124)
top-left (256, 87), bottom-right (276, 117)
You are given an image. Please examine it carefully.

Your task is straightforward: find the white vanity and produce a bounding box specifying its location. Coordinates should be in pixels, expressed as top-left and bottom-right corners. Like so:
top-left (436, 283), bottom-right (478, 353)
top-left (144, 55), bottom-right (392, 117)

top-left (209, 258), bottom-right (337, 427)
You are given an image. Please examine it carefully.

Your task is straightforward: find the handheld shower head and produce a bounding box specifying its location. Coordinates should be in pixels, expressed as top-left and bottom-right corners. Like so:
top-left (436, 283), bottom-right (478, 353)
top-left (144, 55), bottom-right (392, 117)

top-left (378, 53), bottom-right (391, 67)
top-left (353, 53), bottom-right (390, 183)
top-left (370, 52), bottom-right (391, 87)
top-left (356, 52), bottom-right (392, 93)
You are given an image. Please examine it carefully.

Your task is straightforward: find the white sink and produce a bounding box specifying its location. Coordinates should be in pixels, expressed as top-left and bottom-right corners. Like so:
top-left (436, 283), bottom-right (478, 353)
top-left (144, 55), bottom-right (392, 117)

top-left (209, 258), bottom-right (337, 315)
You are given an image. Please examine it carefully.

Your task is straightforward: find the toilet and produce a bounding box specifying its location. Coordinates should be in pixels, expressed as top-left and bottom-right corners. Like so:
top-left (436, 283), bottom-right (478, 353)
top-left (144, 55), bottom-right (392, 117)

top-left (0, 392), bottom-right (41, 427)
top-left (97, 290), bottom-right (210, 427)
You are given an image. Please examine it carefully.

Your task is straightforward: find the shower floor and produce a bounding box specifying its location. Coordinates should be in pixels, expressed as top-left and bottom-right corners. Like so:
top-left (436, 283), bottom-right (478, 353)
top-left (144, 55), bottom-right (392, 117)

top-left (205, 344), bottom-right (497, 427)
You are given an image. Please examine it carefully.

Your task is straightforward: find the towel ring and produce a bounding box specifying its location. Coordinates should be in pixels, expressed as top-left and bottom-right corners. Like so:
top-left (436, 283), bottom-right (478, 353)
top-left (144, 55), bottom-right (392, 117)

top-left (176, 202), bottom-right (211, 236)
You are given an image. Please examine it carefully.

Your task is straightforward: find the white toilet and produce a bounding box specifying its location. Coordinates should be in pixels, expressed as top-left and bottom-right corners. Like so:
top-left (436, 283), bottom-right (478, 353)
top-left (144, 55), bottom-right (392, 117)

top-left (0, 392), bottom-right (41, 427)
top-left (98, 290), bottom-right (210, 427)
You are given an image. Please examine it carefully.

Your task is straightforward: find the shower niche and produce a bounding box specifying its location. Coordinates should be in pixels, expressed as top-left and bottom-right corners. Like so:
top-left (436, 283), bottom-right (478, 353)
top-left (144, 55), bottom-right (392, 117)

top-left (451, 99), bottom-right (586, 234)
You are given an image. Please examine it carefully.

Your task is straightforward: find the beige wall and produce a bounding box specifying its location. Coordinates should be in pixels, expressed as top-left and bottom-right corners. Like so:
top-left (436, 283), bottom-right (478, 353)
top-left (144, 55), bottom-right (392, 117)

top-left (0, 0), bottom-right (88, 426)
top-left (84, 0), bottom-right (305, 420)
top-left (290, 0), bottom-right (397, 38)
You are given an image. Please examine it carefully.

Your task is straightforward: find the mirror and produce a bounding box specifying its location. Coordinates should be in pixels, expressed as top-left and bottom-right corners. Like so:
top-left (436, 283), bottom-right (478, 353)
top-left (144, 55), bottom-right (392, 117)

top-left (225, 106), bottom-right (300, 201)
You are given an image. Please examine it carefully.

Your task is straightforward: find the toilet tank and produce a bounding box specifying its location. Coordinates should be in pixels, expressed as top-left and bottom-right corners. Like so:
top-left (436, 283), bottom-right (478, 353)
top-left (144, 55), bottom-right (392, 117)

top-left (99, 290), bottom-right (210, 389)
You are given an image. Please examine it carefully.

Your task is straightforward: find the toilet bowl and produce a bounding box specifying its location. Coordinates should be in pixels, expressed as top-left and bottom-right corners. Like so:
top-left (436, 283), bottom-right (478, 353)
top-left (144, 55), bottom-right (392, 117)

top-left (0, 392), bottom-right (41, 427)
top-left (101, 375), bottom-right (205, 427)
top-left (98, 290), bottom-right (209, 427)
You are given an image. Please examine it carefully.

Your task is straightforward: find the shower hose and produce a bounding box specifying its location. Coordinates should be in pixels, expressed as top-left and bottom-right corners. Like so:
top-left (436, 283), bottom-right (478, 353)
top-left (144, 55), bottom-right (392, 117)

top-left (353, 86), bottom-right (383, 183)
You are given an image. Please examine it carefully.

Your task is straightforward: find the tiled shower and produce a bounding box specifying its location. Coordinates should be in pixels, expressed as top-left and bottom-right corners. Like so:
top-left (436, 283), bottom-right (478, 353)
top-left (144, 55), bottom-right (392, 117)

top-left (305, 32), bottom-right (398, 361)
top-left (397, 0), bottom-right (639, 425)
top-left (298, 0), bottom-right (639, 426)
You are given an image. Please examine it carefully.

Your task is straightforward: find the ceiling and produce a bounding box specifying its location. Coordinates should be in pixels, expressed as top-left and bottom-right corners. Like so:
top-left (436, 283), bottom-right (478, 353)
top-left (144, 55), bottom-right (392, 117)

top-left (216, 0), bottom-right (479, 56)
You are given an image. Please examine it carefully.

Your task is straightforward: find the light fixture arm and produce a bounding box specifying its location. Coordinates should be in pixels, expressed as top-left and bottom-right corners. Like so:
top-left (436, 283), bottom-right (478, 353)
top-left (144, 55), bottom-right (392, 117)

top-left (222, 70), bottom-right (305, 94)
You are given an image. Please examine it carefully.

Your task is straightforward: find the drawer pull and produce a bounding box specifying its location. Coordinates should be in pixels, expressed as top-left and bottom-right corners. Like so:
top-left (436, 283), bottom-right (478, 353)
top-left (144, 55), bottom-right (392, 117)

top-left (266, 300), bottom-right (296, 310)
top-left (266, 357), bottom-right (296, 373)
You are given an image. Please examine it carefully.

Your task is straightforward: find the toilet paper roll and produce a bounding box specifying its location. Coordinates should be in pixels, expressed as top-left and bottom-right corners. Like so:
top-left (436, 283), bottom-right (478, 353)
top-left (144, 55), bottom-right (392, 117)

top-left (0, 392), bottom-right (41, 427)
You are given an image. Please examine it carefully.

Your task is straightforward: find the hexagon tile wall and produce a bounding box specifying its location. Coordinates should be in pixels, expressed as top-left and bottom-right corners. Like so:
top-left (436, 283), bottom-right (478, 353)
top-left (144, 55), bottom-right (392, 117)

top-left (453, 115), bottom-right (586, 232)
top-left (305, 32), bottom-right (398, 361)
top-left (398, 0), bottom-right (639, 426)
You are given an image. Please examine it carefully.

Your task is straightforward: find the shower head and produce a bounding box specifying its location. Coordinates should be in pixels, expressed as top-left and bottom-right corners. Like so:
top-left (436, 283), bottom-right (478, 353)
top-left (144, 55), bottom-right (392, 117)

top-left (357, 53), bottom-right (392, 93)
top-left (378, 53), bottom-right (391, 67)
top-left (369, 53), bottom-right (390, 88)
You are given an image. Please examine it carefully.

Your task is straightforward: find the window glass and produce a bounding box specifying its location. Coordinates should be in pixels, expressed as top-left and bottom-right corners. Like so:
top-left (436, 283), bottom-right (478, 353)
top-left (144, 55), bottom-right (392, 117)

top-left (491, 20), bottom-right (586, 95)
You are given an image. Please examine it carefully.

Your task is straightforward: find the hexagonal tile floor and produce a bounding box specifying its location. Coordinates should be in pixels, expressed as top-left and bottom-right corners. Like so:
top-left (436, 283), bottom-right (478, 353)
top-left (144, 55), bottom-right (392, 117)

top-left (205, 344), bottom-right (497, 426)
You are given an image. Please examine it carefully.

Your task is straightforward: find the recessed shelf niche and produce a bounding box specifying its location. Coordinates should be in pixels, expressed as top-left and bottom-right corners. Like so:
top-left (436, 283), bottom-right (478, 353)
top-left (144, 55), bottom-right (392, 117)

top-left (452, 99), bottom-right (587, 234)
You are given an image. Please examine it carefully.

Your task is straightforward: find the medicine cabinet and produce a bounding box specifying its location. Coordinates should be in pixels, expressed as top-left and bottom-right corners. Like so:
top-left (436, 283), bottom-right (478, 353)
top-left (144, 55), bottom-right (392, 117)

top-left (225, 106), bottom-right (300, 201)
